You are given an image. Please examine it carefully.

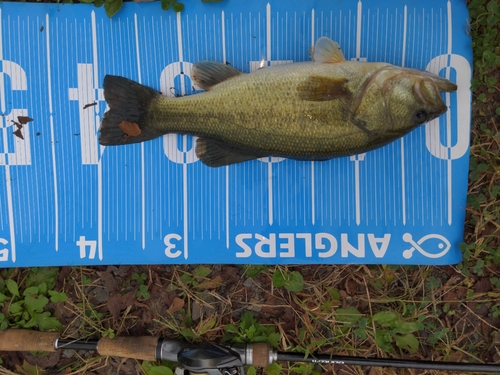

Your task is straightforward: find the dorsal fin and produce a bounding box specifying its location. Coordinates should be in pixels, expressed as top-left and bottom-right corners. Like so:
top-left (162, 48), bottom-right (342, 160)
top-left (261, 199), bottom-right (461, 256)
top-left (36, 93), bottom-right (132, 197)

top-left (313, 37), bottom-right (345, 63)
top-left (191, 62), bottom-right (243, 90)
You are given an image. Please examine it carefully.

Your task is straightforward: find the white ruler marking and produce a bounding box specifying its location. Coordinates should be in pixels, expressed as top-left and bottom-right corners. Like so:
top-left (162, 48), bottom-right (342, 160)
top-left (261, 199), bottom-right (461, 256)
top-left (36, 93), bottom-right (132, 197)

top-left (0, 12), bottom-right (15, 260)
top-left (266, 3), bottom-right (271, 61)
top-left (134, 14), bottom-right (146, 250)
top-left (400, 6), bottom-right (407, 225)
top-left (221, 10), bottom-right (230, 248)
top-left (310, 8), bottom-right (316, 225)
top-left (265, 3), bottom-right (273, 226)
top-left (356, 1), bottom-right (362, 57)
top-left (91, 11), bottom-right (103, 260)
top-left (46, 14), bottom-right (59, 251)
top-left (175, 12), bottom-right (188, 259)
top-left (446, 0), bottom-right (453, 225)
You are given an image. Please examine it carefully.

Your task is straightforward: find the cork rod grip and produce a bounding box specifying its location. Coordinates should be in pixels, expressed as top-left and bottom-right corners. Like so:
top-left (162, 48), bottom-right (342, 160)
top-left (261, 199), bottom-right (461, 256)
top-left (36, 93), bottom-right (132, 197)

top-left (0, 329), bottom-right (59, 352)
top-left (97, 336), bottom-right (159, 361)
top-left (251, 343), bottom-right (271, 368)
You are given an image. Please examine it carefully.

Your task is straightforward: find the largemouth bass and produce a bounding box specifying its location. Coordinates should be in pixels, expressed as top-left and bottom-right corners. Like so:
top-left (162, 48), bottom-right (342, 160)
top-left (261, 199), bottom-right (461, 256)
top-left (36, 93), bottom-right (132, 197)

top-left (100, 37), bottom-right (457, 167)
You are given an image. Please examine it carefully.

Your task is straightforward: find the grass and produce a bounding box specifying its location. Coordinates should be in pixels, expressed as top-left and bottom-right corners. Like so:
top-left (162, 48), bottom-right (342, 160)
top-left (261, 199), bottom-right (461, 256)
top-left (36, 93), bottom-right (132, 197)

top-left (0, 0), bottom-right (499, 374)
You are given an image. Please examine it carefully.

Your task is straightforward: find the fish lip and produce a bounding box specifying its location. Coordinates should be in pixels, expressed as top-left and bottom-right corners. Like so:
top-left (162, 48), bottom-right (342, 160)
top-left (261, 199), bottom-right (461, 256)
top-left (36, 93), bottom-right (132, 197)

top-left (416, 70), bottom-right (458, 92)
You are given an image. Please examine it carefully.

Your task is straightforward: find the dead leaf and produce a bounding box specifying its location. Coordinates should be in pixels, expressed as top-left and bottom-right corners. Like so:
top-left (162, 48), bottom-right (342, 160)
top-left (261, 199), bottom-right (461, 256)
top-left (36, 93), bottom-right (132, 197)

top-left (118, 120), bottom-right (142, 136)
top-left (167, 297), bottom-right (185, 313)
top-left (474, 278), bottom-right (492, 293)
top-left (13, 129), bottom-right (24, 140)
top-left (83, 102), bottom-right (97, 109)
top-left (17, 116), bottom-right (33, 125)
top-left (197, 275), bottom-right (223, 289)
top-left (97, 270), bottom-right (119, 293)
top-left (21, 351), bottom-right (61, 369)
top-left (107, 291), bottom-right (136, 321)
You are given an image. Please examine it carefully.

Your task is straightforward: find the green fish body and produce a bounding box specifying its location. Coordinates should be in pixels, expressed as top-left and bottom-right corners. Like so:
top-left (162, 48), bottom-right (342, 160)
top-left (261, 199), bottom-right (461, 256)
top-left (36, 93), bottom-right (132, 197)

top-left (100, 37), bottom-right (457, 167)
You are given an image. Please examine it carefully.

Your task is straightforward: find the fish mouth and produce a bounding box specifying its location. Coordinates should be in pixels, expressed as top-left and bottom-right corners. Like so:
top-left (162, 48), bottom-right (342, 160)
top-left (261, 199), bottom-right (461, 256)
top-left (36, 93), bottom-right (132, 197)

top-left (412, 76), bottom-right (452, 117)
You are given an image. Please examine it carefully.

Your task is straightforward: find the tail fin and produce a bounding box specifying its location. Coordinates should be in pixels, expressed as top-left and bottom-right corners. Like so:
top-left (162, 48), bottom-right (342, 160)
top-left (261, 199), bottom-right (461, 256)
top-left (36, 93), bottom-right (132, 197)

top-left (99, 75), bottom-right (164, 145)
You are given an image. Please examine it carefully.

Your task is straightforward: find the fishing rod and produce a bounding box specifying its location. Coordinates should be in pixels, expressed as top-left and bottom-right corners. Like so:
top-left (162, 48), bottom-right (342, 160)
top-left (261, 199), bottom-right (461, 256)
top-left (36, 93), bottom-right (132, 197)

top-left (0, 329), bottom-right (499, 374)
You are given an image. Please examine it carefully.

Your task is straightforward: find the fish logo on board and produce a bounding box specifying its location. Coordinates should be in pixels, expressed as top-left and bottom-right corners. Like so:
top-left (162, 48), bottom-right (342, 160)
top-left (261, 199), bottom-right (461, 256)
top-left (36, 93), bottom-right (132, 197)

top-left (402, 233), bottom-right (451, 259)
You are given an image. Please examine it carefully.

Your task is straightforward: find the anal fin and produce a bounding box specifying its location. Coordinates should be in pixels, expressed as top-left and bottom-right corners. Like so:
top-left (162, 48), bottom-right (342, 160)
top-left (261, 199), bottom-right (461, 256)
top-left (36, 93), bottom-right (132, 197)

top-left (196, 138), bottom-right (261, 167)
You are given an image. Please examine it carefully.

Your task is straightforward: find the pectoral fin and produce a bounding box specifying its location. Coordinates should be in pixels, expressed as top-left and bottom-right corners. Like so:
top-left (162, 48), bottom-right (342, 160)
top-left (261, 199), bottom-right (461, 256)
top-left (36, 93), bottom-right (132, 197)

top-left (313, 37), bottom-right (346, 63)
top-left (196, 138), bottom-right (261, 167)
top-left (298, 76), bottom-right (351, 101)
top-left (192, 62), bottom-right (243, 90)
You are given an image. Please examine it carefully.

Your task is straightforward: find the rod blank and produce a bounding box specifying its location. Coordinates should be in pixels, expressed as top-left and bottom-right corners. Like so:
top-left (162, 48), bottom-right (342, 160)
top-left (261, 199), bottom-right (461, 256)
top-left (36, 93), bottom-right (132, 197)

top-left (277, 352), bottom-right (500, 373)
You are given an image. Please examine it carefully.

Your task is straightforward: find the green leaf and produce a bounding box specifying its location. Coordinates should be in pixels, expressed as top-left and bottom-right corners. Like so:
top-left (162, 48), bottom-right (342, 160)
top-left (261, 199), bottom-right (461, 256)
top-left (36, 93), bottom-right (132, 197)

top-left (39, 282), bottom-right (48, 295)
top-left (79, 0), bottom-right (95, 3)
top-left (328, 288), bottom-right (341, 300)
top-left (23, 314), bottom-right (38, 328)
top-left (224, 323), bottom-right (239, 334)
top-left (272, 270), bottom-right (304, 292)
top-left (194, 265), bottom-right (211, 278)
top-left (34, 311), bottom-right (62, 331)
top-left (354, 327), bottom-right (367, 339)
top-left (266, 363), bottom-right (283, 375)
top-left (334, 307), bottom-right (363, 326)
top-left (180, 273), bottom-right (194, 286)
top-left (198, 318), bottom-right (216, 334)
top-left (8, 300), bottom-right (24, 316)
top-left (49, 290), bottom-right (68, 303)
top-left (172, 2), bottom-right (184, 12)
top-left (26, 268), bottom-right (58, 290)
top-left (141, 361), bottom-right (174, 375)
top-left (246, 366), bottom-right (257, 375)
top-left (266, 332), bottom-right (280, 346)
top-left (244, 265), bottom-right (267, 278)
top-left (104, 0), bottom-right (123, 17)
top-left (487, 14), bottom-right (498, 26)
top-left (0, 293), bottom-right (8, 303)
top-left (373, 311), bottom-right (399, 327)
top-left (20, 361), bottom-right (39, 375)
top-left (394, 333), bottom-right (419, 353)
top-left (284, 271), bottom-right (304, 292)
top-left (486, 0), bottom-right (499, 13)
top-left (393, 320), bottom-right (420, 334)
top-left (245, 324), bottom-right (257, 339)
top-left (6, 279), bottom-right (19, 297)
top-left (375, 329), bottom-right (393, 352)
top-left (161, 0), bottom-right (173, 10)
top-left (94, 0), bottom-right (104, 7)
top-left (487, 77), bottom-right (498, 86)
top-left (24, 294), bottom-right (49, 315)
top-left (241, 311), bottom-right (257, 329)
top-left (272, 270), bottom-right (286, 287)
top-left (23, 286), bottom-right (39, 297)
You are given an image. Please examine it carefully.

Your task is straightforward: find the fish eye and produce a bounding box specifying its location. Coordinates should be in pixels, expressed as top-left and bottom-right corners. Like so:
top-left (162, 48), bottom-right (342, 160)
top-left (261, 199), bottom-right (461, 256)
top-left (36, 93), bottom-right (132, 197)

top-left (413, 109), bottom-right (428, 124)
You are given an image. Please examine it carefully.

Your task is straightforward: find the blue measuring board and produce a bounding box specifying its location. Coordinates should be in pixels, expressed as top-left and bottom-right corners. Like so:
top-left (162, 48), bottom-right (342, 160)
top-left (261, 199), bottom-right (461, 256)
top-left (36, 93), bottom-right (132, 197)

top-left (0, 0), bottom-right (471, 266)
